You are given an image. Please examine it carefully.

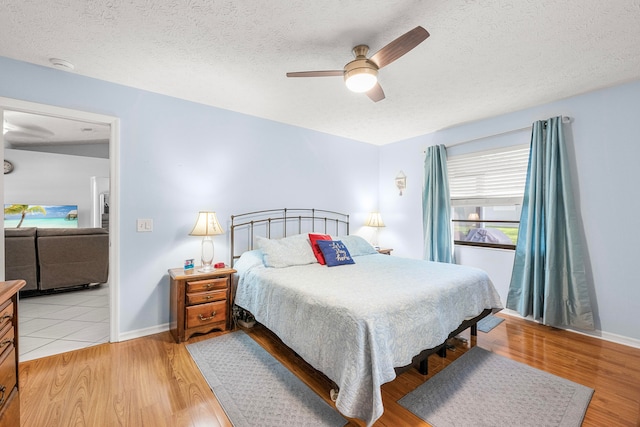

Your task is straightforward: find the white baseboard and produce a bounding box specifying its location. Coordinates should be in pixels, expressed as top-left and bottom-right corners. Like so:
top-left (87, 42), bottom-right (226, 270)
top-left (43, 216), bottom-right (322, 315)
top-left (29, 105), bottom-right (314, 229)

top-left (117, 323), bottom-right (169, 342)
top-left (571, 327), bottom-right (640, 349)
top-left (116, 313), bottom-right (640, 350)
top-left (499, 309), bottom-right (640, 350)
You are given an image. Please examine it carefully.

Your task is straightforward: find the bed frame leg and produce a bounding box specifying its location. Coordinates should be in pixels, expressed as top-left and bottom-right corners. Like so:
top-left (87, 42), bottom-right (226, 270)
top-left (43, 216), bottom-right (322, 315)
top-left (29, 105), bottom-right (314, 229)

top-left (471, 324), bottom-right (478, 336)
top-left (437, 345), bottom-right (447, 358)
top-left (419, 358), bottom-right (428, 375)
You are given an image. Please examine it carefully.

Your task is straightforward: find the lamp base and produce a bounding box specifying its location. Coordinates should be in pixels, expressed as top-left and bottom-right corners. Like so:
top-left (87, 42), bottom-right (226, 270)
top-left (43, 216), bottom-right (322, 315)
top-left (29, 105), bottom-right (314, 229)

top-left (198, 264), bottom-right (214, 273)
top-left (199, 236), bottom-right (215, 273)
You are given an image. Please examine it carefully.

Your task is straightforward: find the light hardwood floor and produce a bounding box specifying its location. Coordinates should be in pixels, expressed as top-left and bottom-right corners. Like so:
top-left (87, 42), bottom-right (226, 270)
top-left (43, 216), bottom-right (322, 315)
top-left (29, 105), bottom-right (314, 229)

top-left (18, 314), bottom-right (640, 426)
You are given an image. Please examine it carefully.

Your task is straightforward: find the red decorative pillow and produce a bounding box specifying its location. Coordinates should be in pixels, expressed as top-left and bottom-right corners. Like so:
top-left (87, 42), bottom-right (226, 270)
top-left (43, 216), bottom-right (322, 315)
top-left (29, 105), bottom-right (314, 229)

top-left (309, 233), bottom-right (332, 264)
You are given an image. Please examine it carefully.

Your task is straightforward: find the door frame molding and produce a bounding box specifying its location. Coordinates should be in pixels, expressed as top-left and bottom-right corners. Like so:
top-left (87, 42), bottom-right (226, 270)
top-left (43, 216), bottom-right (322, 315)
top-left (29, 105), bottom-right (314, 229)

top-left (1, 96), bottom-right (121, 343)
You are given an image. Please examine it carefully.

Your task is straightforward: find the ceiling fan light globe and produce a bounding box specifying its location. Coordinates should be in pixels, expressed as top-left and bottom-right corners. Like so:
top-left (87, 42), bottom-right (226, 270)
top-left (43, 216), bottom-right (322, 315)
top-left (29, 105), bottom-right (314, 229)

top-left (344, 70), bottom-right (377, 93)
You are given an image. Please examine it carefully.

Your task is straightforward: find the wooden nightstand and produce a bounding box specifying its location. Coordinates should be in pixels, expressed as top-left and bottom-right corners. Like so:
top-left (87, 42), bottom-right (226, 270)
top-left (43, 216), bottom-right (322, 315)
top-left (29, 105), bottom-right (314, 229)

top-left (169, 267), bottom-right (236, 343)
top-left (377, 248), bottom-right (393, 255)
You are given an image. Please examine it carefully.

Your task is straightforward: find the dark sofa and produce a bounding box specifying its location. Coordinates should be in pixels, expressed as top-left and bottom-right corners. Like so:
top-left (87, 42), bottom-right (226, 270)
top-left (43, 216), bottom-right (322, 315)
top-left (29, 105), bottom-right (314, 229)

top-left (4, 227), bottom-right (38, 291)
top-left (5, 227), bottom-right (109, 294)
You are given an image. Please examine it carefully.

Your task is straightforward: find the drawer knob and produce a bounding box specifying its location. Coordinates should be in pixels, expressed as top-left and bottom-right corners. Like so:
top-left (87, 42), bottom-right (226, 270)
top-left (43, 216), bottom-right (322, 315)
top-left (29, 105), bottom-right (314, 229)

top-left (198, 311), bottom-right (217, 322)
top-left (0, 338), bottom-right (12, 348)
top-left (206, 295), bottom-right (212, 300)
top-left (0, 314), bottom-right (12, 322)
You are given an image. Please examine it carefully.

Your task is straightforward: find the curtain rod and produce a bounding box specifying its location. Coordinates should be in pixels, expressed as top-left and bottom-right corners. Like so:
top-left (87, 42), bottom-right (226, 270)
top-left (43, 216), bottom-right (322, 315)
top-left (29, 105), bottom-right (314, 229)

top-left (445, 125), bottom-right (531, 149)
top-left (423, 116), bottom-right (572, 153)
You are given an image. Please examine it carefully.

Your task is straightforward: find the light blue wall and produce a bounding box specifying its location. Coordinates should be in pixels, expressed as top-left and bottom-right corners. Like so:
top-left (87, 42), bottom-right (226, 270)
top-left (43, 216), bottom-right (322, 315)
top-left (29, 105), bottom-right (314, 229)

top-left (0, 57), bottom-right (380, 335)
top-left (380, 79), bottom-right (640, 343)
top-left (3, 54), bottom-right (639, 345)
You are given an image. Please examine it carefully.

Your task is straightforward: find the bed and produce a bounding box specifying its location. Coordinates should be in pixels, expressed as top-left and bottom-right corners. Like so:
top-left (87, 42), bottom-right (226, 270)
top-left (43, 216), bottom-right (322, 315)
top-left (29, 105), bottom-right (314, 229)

top-left (230, 209), bottom-right (503, 426)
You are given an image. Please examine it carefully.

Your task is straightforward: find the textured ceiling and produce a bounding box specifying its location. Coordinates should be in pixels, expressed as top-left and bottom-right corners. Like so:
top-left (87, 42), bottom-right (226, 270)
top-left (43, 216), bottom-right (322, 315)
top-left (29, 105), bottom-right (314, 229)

top-left (1, 0), bottom-right (639, 146)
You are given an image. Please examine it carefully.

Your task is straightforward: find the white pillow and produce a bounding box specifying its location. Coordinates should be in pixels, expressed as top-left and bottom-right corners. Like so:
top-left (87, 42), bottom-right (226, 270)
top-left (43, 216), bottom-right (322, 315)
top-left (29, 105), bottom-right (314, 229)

top-left (235, 249), bottom-right (266, 271)
top-left (256, 234), bottom-right (317, 268)
top-left (339, 235), bottom-right (379, 256)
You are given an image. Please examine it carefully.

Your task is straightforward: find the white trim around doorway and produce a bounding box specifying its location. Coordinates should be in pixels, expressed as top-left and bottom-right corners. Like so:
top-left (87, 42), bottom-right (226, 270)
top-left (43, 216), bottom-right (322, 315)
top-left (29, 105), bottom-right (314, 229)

top-left (1, 96), bottom-right (121, 343)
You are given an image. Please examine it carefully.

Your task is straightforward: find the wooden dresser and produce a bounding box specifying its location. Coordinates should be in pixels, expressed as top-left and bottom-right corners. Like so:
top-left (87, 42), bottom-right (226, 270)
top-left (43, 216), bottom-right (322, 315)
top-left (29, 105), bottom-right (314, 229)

top-left (0, 280), bottom-right (25, 426)
top-left (169, 267), bottom-right (236, 343)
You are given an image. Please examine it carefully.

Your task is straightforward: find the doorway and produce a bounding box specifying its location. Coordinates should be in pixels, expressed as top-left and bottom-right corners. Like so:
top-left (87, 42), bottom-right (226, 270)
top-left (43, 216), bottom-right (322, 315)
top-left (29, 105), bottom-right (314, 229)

top-left (1, 97), bottom-right (120, 360)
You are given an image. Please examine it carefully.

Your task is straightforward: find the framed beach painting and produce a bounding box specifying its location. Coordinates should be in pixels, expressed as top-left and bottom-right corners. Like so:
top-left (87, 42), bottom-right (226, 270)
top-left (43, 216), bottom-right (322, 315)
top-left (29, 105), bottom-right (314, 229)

top-left (4, 204), bottom-right (78, 228)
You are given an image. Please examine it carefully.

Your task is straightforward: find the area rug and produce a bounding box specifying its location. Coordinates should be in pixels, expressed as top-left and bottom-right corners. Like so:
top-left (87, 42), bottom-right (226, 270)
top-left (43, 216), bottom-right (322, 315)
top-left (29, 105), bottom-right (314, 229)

top-left (399, 346), bottom-right (593, 427)
top-left (186, 331), bottom-right (346, 427)
top-left (476, 314), bottom-right (504, 332)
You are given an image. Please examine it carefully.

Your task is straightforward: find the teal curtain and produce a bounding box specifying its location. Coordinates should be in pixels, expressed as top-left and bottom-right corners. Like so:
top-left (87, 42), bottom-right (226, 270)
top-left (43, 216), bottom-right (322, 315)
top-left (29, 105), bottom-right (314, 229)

top-left (507, 117), bottom-right (594, 330)
top-left (422, 144), bottom-right (454, 263)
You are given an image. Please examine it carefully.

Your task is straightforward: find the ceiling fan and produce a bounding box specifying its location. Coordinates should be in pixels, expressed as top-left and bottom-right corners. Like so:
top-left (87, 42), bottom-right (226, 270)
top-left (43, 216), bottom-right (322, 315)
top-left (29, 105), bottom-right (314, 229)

top-left (286, 26), bottom-right (429, 102)
top-left (3, 118), bottom-right (54, 142)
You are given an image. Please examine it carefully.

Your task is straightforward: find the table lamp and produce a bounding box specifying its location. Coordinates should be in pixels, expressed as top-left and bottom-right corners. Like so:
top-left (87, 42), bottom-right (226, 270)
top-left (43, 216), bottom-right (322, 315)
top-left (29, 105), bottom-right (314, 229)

top-left (189, 211), bottom-right (224, 272)
top-left (364, 212), bottom-right (385, 248)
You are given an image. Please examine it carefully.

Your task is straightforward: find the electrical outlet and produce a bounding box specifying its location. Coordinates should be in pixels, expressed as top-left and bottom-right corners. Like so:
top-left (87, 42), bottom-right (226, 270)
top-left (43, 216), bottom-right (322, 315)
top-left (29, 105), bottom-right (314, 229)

top-left (136, 218), bottom-right (153, 232)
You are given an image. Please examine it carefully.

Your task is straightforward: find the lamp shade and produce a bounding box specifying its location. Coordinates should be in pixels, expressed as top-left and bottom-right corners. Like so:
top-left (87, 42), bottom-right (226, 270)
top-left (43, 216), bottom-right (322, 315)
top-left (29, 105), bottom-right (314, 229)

top-left (364, 212), bottom-right (385, 228)
top-left (189, 212), bottom-right (224, 236)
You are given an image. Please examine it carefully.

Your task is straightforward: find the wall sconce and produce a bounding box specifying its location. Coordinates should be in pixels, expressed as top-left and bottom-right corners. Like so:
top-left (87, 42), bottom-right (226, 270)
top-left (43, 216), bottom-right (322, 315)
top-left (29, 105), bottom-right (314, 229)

top-left (395, 171), bottom-right (406, 196)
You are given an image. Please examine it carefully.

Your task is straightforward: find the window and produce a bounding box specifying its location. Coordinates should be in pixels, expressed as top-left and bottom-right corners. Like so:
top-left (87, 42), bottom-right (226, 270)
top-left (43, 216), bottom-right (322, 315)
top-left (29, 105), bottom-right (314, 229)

top-left (448, 144), bottom-right (529, 249)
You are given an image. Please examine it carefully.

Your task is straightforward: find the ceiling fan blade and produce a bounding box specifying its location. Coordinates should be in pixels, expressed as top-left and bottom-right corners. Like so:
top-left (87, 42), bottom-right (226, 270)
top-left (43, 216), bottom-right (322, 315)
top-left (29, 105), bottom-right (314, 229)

top-left (286, 70), bottom-right (343, 78)
top-left (369, 26), bottom-right (430, 69)
top-left (366, 82), bottom-right (385, 102)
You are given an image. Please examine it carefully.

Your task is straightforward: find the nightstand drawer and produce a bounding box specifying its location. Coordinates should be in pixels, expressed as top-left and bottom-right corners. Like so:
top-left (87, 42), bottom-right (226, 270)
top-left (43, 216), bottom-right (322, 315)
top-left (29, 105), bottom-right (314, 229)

top-left (0, 327), bottom-right (14, 360)
top-left (0, 347), bottom-right (16, 413)
top-left (186, 277), bottom-right (228, 293)
top-left (0, 302), bottom-right (13, 332)
top-left (185, 301), bottom-right (227, 329)
top-left (186, 290), bottom-right (226, 305)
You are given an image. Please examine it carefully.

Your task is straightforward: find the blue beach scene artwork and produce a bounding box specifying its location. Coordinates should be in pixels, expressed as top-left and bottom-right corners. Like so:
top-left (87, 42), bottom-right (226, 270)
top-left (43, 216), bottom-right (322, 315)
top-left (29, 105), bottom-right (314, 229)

top-left (4, 204), bottom-right (78, 228)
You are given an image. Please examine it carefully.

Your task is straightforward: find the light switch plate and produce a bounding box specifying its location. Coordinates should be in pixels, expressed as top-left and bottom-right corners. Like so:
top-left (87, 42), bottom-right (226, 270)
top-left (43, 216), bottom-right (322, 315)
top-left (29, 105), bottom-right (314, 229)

top-left (136, 218), bottom-right (153, 232)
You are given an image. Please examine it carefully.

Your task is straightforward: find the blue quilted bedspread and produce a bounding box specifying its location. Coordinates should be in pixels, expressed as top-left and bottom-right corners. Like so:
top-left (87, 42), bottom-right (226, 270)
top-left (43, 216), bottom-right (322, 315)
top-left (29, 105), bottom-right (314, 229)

top-left (234, 251), bottom-right (503, 426)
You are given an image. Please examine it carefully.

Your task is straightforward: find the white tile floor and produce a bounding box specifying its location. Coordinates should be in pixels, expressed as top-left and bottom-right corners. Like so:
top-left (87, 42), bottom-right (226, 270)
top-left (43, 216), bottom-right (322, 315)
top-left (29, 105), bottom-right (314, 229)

top-left (18, 283), bottom-right (110, 362)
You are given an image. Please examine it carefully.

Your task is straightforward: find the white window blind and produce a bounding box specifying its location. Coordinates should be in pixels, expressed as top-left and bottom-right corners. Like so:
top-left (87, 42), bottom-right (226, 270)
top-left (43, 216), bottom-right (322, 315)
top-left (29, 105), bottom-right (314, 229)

top-left (448, 144), bottom-right (529, 206)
